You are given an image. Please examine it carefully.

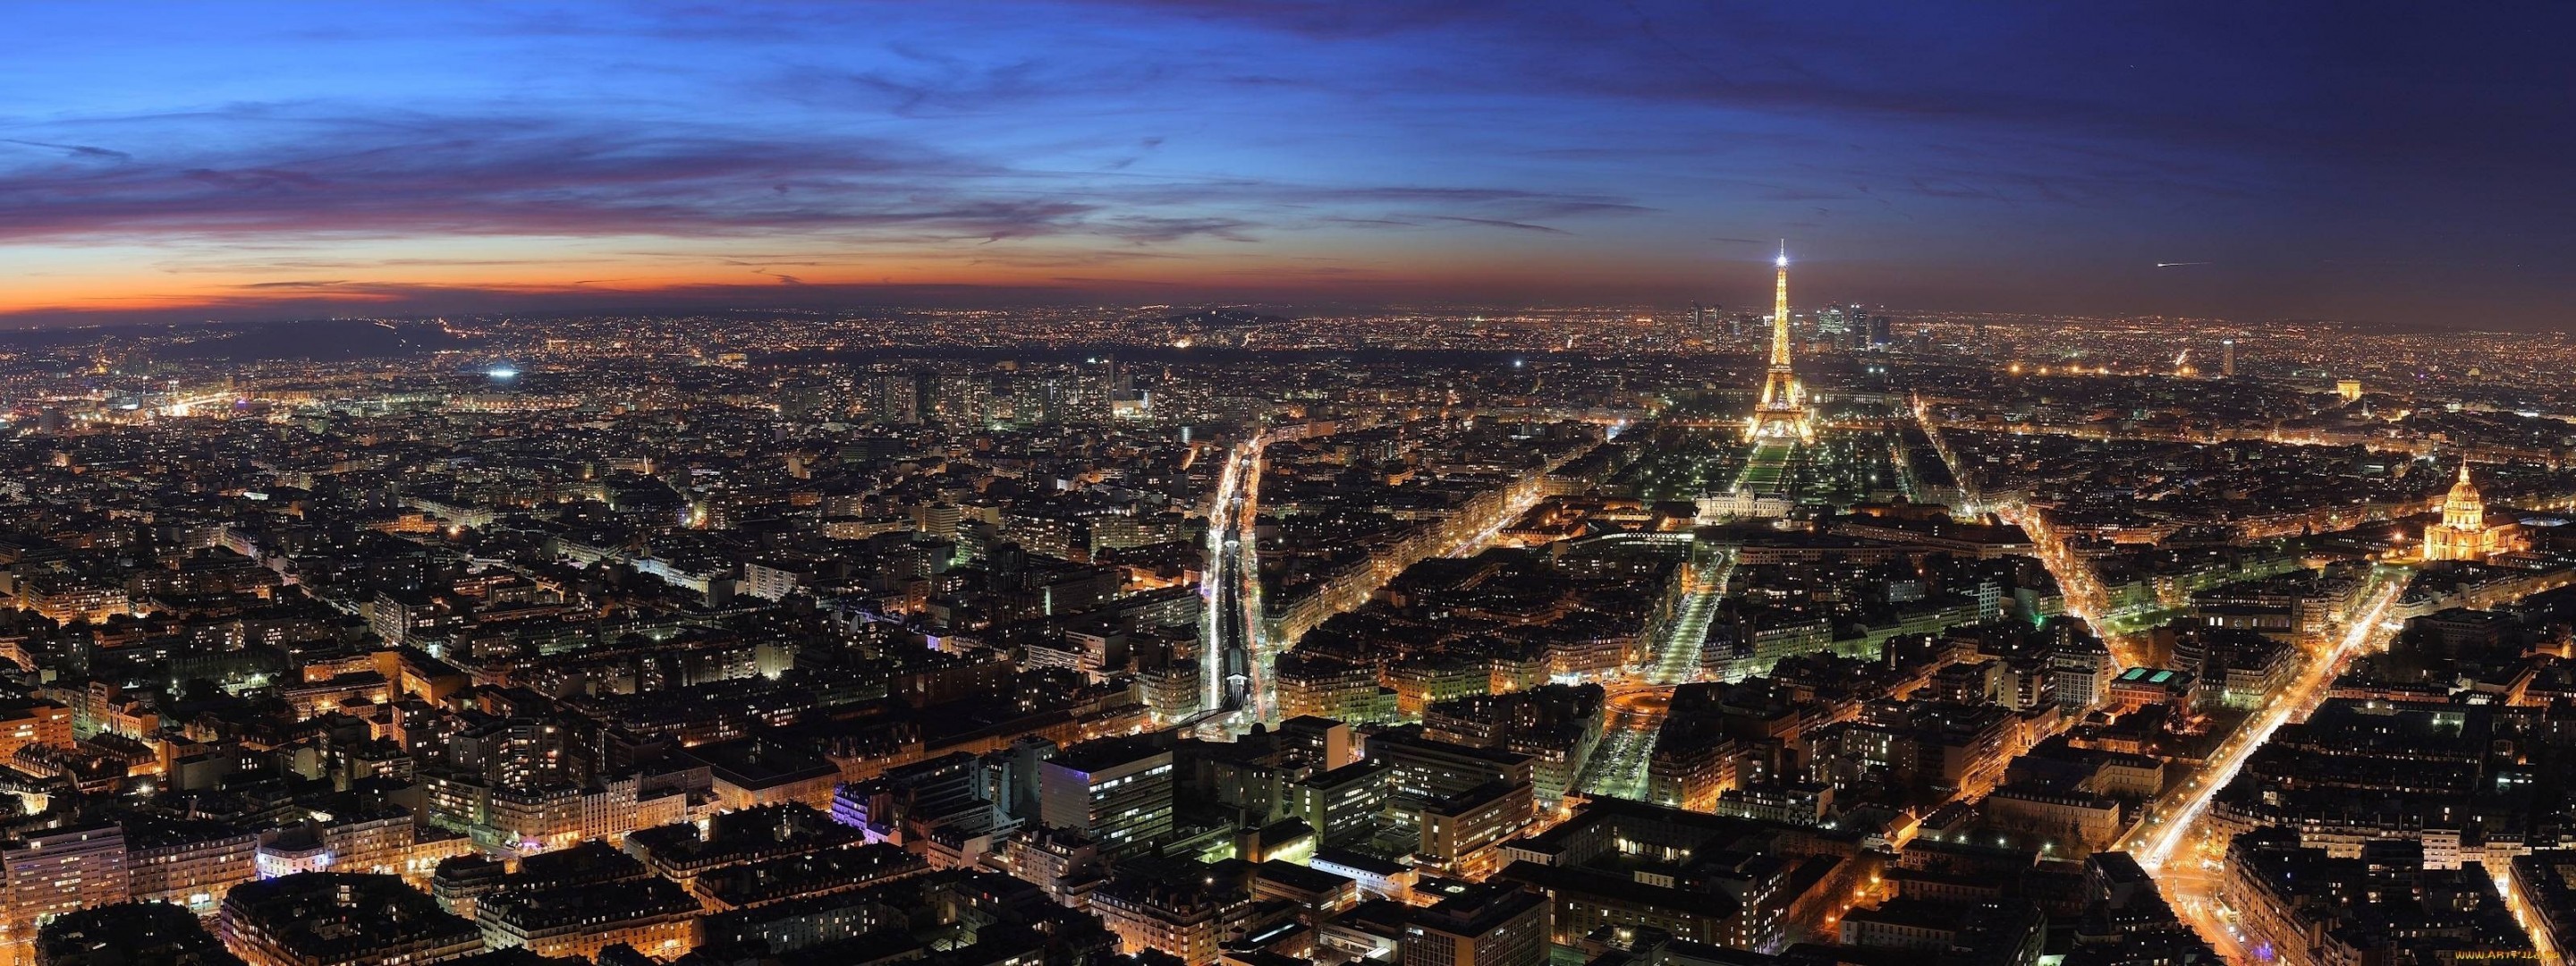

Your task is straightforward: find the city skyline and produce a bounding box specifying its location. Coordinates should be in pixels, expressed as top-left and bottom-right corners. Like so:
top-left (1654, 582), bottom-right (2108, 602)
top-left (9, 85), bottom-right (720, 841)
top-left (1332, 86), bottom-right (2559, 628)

top-left (3, 235), bottom-right (2576, 964)
top-left (12, 7), bottom-right (2576, 963)
top-left (8, 3), bottom-right (2575, 329)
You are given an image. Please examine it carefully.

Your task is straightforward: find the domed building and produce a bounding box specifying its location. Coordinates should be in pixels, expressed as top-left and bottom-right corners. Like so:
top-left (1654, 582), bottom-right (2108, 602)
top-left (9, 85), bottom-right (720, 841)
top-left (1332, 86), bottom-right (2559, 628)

top-left (2425, 462), bottom-right (2518, 562)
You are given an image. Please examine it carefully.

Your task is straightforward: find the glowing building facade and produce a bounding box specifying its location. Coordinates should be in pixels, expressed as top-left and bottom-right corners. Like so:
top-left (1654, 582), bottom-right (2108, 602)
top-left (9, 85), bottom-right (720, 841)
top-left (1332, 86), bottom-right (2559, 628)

top-left (2426, 462), bottom-right (2512, 562)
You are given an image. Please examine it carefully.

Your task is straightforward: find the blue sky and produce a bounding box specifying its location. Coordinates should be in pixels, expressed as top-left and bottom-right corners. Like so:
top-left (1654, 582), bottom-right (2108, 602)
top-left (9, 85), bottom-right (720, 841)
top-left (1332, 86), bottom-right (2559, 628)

top-left (3, 2), bottom-right (2570, 326)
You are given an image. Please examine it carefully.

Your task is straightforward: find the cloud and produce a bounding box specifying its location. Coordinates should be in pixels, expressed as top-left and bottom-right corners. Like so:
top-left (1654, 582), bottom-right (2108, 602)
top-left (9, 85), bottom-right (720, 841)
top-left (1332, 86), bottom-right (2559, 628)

top-left (1430, 216), bottom-right (1568, 235)
top-left (1095, 216), bottom-right (1258, 243)
top-left (0, 108), bottom-right (1080, 243)
top-left (4, 140), bottom-right (133, 163)
top-left (0, 104), bottom-right (1650, 257)
top-left (5, 1), bottom-right (2568, 328)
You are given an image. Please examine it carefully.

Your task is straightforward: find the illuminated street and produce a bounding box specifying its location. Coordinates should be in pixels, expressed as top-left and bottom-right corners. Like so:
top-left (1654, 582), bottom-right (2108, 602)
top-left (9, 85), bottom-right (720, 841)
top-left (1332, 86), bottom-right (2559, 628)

top-left (1910, 401), bottom-right (2153, 667)
top-left (1443, 473), bottom-right (1558, 559)
top-left (2134, 568), bottom-right (2411, 955)
top-left (1647, 555), bottom-right (1730, 685)
top-left (1578, 680), bottom-right (1674, 803)
top-left (1198, 434), bottom-right (1272, 730)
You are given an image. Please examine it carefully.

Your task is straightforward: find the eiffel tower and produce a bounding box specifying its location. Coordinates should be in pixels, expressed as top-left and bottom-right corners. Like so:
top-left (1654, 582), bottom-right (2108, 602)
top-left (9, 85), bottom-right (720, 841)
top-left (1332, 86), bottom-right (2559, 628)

top-left (1746, 241), bottom-right (1814, 442)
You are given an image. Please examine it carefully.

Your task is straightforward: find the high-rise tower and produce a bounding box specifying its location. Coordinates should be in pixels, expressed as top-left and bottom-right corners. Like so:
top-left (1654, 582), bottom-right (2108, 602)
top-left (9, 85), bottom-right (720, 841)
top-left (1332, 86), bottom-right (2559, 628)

top-left (1746, 242), bottom-right (1814, 442)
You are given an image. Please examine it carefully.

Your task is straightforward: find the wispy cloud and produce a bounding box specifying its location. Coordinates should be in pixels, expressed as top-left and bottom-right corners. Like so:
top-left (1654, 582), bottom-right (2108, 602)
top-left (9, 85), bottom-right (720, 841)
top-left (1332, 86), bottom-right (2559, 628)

top-left (1, 0), bottom-right (2569, 327)
top-left (0, 104), bottom-right (1649, 253)
top-left (1430, 216), bottom-right (1568, 235)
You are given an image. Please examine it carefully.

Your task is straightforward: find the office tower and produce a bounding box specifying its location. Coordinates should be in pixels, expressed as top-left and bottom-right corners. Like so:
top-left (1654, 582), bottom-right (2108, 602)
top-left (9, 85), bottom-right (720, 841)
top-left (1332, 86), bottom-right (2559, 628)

top-left (929, 372), bottom-right (991, 426)
top-left (1010, 374), bottom-right (1063, 427)
top-left (1401, 884), bottom-right (1549, 966)
top-left (1038, 737), bottom-right (1174, 859)
top-left (869, 372), bottom-right (919, 424)
top-left (4, 823), bottom-right (129, 948)
top-left (1814, 305), bottom-right (1848, 339)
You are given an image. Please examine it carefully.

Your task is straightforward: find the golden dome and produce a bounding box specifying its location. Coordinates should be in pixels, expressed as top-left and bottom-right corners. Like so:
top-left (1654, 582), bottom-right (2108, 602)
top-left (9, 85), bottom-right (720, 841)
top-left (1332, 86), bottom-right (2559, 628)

top-left (2442, 462), bottom-right (2484, 531)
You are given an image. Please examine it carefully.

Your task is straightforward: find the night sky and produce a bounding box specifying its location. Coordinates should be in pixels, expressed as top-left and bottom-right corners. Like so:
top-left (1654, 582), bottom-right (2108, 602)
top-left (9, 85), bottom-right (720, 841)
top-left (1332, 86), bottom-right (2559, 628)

top-left (5, 2), bottom-right (2571, 328)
